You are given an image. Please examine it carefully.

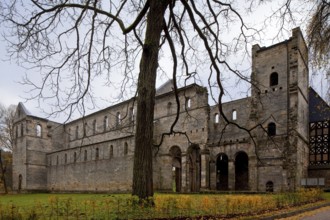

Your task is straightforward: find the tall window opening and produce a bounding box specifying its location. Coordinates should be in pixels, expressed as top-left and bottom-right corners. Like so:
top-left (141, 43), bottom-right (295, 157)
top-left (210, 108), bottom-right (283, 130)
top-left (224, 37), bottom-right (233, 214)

top-left (74, 152), bottom-right (77, 163)
top-left (130, 107), bottom-right (135, 122)
top-left (270, 72), bottom-right (278, 86)
top-left (76, 126), bottom-right (79, 139)
top-left (110, 145), bottom-right (114, 158)
top-left (95, 148), bottom-right (99, 160)
top-left (124, 142), bottom-right (128, 155)
top-left (36, 124), bottom-right (42, 137)
top-left (64, 153), bottom-right (67, 164)
top-left (93, 119), bottom-right (97, 135)
top-left (84, 150), bottom-right (87, 161)
top-left (84, 122), bottom-right (87, 136)
top-left (215, 113), bottom-right (219, 124)
top-left (268, 122), bottom-right (276, 136)
top-left (104, 116), bottom-right (108, 131)
top-left (20, 123), bottom-right (23, 136)
top-left (186, 98), bottom-right (191, 109)
top-left (116, 112), bottom-right (121, 126)
top-left (232, 110), bottom-right (237, 121)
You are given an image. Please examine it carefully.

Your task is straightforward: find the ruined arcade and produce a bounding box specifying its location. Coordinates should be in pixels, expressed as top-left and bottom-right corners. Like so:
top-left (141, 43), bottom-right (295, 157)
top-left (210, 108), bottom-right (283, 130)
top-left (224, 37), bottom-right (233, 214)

top-left (12, 28), bottom-right (330, 193)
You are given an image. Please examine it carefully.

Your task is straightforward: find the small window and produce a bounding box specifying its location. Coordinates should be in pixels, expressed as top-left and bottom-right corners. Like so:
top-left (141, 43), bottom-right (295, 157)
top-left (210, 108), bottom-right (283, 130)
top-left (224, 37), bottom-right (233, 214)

top-left (74, 152), bottom-right (77, 163)
top-left (270, 72), bottom-right (278, 86)
top-left (93, 120), bottom-right (97, 135)
top-left (232, 110), bottom-right (237, 121)
top-left (186, 98), bottom-right (191, 109)
top-left (84, 150), bottom-right (87, 161)
top-left (215, 113), bottom-right (219, 124)
top-left (56, 155), bottom-right (59, 165)
top-left (116, 112), bottom-right (121, 126)
top-left (95, 148), bottom-right (99, 160)
top-left (76, 126), bottom-right (79, 139)
top-left (124, 142), bottom-right (128, 155)
top-left (167, 102), bottom-right (172, 115)
top-left (104, 116), bottom-right (108, 131)
top-left (84, 122), bottom-right (87, 136)
top-left (36, 124), bottom-right (42, 137)
top-left (16, 125), bottom-right (18, 138)
top-left (268, 122), bottom-right (276, 136)
top-left (130, 107), bottom-right (135, 122)
top-left (110, 145), bottom-right (114, 158)
top-left (64, 153), bottom-right (67, 164)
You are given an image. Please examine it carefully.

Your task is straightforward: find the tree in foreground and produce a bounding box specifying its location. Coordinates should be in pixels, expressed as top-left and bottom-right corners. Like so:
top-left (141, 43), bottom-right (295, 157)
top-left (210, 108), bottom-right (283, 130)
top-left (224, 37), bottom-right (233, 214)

top-left (0, 103), bottom-right (15, 194)
top-left (0, 0), bottom-right (326, 199)
top-left (0, 103), bottom-right (16, 152)
top-left (307, 0), bottom-right (330, 103)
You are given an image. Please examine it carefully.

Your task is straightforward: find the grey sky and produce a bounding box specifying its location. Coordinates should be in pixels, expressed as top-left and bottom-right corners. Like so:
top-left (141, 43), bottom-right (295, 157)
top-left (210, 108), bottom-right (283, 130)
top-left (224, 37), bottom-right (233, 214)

top-left (0, 1), bottom-right (328, 123)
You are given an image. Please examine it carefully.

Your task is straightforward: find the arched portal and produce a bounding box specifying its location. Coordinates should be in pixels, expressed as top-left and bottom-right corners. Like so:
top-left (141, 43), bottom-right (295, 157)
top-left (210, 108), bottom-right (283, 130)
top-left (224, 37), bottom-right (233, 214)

top-left (187, 145), bottom-right (201, 192)
top-left (216, 153), bottom-right (228, 190)
top-left (235, 151), bottom-right (249, 190)
top-left (170, 146), bottom-right (182, 192)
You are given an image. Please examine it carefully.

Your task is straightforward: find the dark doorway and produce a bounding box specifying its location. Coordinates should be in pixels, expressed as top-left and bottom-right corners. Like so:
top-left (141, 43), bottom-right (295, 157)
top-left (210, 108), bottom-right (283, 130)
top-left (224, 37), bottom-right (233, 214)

top-left (216, 153), bottom-right (228, 190)
top-left (266, 181), bottom-right (274, 192)
top-left (187, 145), bottom-right (201, 192)
top-left (170, 146), bottom-right (182, 192)
top-left (235, 152), bottom-right (249, 190)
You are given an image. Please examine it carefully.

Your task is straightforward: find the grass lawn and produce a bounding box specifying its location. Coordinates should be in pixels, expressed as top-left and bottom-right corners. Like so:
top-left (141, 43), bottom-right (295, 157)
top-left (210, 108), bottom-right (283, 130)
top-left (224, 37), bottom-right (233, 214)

top-left (0, 189), bottom-right (326, 219)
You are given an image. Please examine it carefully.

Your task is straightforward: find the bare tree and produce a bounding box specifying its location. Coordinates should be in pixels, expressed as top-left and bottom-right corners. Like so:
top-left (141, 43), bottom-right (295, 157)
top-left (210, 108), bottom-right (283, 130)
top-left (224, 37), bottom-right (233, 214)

top-left (307, 0), bottom-right (330, 103)
top-left (0, 0), bottom-right (318, 199)
top-left (0, 103), bottom-right (16, 152)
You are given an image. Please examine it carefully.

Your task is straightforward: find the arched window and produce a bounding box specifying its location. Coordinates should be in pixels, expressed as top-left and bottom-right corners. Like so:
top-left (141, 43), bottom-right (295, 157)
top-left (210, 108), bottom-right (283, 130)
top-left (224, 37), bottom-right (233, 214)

top-left (232, 110), bottom-right (237, 121)
top-left (110, 145), bottom-right (114, 158)
top-left (36, 124), bottom-right (42, 137)
top-left (84, 122), bottom-right (87, 136)
top-left (268, 122), bottom-right (276, 136)
top-left (116, 112), bottom-right (121, 126)
top-left (215, 113), bottom-right (219, 124)
top-left (74, 152), bottom-right (77, 163)
top-left (167, 102), bottom-right (172, 115)
top-left (64, 153), bottom-right (67, 164)
top-left (104, 116), bottom-right (108, 131)
top-left (124, 142), bottom-right (128, 155)
top-left (186, 98), bottom-right (191, 109)
top-left (95, 148), bottom-right (99, 160)
top-left (93, 119), bottom-right (97, 135)
top-left (270, 72), bottom-right (278, 86)
top-left (84, 150), bottom-right (87, 161)
top-left (130, 107), bottom-right (135, 122)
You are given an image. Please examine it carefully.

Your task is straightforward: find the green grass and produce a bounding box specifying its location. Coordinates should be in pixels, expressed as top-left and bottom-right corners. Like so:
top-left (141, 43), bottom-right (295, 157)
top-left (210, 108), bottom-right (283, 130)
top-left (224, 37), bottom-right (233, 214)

top-left (0, 190), bottom-right (325, 219)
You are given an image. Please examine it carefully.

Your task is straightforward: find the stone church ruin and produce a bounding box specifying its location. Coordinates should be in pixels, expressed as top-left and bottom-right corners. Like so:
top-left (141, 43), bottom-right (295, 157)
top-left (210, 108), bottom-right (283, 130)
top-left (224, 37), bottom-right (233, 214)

top-left (12, 28), bottom-right (330, 193)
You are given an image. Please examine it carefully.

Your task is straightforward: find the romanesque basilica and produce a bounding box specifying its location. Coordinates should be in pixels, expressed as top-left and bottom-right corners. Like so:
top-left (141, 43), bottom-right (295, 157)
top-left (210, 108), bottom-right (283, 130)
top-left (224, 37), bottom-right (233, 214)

top-left (12, 28), bottom-right (330, 193)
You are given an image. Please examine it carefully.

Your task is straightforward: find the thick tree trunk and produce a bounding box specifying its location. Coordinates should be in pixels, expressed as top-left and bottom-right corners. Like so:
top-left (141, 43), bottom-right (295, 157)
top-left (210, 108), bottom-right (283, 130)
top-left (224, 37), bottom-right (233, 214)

top-left (132, 0), bottom-right (168, 199)
top-left (0, 150), bottom-right (8, 194)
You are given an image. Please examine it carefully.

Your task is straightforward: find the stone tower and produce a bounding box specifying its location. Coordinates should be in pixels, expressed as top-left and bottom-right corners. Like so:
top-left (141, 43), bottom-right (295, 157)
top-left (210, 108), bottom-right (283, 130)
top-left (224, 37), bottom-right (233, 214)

top-left (250, 27), bottom-right (309, 191)
top-left (12, 103), bottom-right (63, 192)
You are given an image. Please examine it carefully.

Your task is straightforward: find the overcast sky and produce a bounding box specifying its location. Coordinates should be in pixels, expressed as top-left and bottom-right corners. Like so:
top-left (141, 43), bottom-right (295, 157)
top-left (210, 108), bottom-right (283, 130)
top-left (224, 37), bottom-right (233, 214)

top-left (0, 1), bottom-right (328, 122)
